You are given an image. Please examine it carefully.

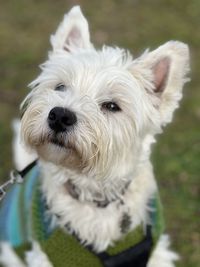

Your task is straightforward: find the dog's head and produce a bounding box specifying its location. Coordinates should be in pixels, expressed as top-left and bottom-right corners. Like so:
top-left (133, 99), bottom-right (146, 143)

top-left (21, 6), bottom-right (189, 180)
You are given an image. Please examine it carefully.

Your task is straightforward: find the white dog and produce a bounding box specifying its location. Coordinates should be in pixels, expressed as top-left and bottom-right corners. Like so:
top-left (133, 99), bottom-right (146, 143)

top-left (0, 6), bottom-right (189, 267)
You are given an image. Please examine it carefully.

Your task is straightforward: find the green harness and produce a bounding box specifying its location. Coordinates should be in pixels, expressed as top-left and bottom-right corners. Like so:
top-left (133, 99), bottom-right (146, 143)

top-left (0, 163), bottom-right (164, 267)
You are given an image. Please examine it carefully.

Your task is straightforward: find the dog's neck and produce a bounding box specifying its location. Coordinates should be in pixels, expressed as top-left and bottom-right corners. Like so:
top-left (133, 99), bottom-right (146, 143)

top-left (40, 159), bottom-right (157, 252)
top-left (40, 156), bottom-right (139, 206)
top-left (64, 178), bottom-right (131, 207)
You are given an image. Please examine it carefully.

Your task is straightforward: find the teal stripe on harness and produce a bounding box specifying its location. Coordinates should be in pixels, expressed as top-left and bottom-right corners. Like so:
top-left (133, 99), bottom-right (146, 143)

top-left (8, 185), bottom-right (22, 246)
top-left (24, 166), bottom-right (40, 242)
top-left (0, 164), bottom-right (40, 246)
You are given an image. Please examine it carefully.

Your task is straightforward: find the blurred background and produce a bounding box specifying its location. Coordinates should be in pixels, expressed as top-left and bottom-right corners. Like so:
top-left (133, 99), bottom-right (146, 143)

top-left (0, 0), bottom-right (199, 266)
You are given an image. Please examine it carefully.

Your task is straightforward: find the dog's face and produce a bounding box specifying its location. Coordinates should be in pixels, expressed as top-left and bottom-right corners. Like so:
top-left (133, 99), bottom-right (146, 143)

top-left (20, 6), bottom-right (189, 179)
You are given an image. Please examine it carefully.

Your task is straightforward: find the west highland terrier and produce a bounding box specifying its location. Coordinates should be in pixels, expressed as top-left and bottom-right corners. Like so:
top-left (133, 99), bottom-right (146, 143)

top-left (0, 6), bottom-right (189, 267)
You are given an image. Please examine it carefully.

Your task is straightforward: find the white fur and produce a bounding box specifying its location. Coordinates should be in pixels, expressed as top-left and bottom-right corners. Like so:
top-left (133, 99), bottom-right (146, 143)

top-left (1, 5), bottom-right (190, 267)
top-left (50, 6), bottom-right (93, 53)
top-left (40, 160), bottom-right (157, 251)
top-left (25, 242), bottom-right (53, 267)
top-left (0, 242), bottom-right (26, 267)
top-left (0, 242), bottom-right (53, 267)
top-left (12, 119), bottom-right (37, 171)
top-left (148, 235), bottom-right (179, 267)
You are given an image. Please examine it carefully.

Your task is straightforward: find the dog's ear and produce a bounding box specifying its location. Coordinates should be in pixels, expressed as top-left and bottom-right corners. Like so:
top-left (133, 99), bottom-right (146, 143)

top-left (50, 6), bottom-right (92, 53)
top-left (131, 41), bottom-right (190, 126)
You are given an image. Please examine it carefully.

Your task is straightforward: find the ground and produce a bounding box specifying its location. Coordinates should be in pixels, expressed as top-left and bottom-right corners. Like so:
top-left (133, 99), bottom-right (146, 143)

top-left (0, 1), bottom-right (199, 266)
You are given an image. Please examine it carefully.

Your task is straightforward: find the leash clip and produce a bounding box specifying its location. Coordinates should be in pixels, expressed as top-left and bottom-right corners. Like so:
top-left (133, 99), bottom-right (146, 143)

top-left (10, 170), bottom-right (24, 184)
top-left (0, 170), bottom-right (23, 201)
top-left (0, 160), bottom-right (37, 202)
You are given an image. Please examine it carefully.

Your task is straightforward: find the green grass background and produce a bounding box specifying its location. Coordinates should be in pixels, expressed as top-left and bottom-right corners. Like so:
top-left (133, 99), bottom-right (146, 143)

top-left (0, 0), bottom-right (199, 266)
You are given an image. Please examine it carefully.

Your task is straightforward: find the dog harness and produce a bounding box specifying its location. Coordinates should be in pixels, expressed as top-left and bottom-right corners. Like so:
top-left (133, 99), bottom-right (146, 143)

top-left (0, 163), bottom-right (164, 267)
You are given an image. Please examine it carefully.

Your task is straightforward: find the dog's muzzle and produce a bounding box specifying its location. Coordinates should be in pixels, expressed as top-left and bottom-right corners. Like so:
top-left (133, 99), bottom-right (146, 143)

top-left (48, 107), bottom-right (77, 133)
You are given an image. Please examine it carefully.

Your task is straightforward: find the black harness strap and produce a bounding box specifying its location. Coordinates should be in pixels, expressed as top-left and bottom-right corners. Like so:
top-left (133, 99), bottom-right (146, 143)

top-left (97, 225), bottom-right (153, 267)
top-left (17, 160), bottom-right (38, 178)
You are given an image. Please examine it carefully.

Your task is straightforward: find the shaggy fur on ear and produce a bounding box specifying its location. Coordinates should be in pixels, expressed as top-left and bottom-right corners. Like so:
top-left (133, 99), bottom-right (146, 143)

top-left (130, 41), bottom-right (190, 126)
top-left (50, 6), bottom-right (93, 53)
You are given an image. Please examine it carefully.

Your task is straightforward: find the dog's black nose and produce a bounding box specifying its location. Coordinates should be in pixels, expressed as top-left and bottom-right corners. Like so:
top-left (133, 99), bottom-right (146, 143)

top-left (48, 107), bottom-right (77, 132)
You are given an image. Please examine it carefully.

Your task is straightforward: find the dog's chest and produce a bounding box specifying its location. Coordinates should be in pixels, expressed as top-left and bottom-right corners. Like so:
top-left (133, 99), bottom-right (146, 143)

top-left (0, 164), bottom-right (163, 267)
top-left (39, 159), bottom-right (162, 253)
top-left (41, 165), bottom-right (157, 252)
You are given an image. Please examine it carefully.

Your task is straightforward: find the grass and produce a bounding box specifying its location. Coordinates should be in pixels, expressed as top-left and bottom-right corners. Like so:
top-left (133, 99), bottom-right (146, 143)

top-left (0, 1), bottom-right (199, 266)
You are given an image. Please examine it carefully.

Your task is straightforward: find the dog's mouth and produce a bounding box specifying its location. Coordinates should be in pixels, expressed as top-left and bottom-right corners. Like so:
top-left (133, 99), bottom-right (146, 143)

top-left (51, 137), bottom-right (65, 148)
top-left (49, 134), bottom-right (75, 151)
top-left (46, 130), bottom-right (67, 148)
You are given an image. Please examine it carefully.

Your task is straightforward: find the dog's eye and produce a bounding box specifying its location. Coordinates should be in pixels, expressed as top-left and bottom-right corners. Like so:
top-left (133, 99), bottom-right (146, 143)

top-left (55, 84), bottom-right (66, 91)
top-left (101, 102), bottom-right (121, 112)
